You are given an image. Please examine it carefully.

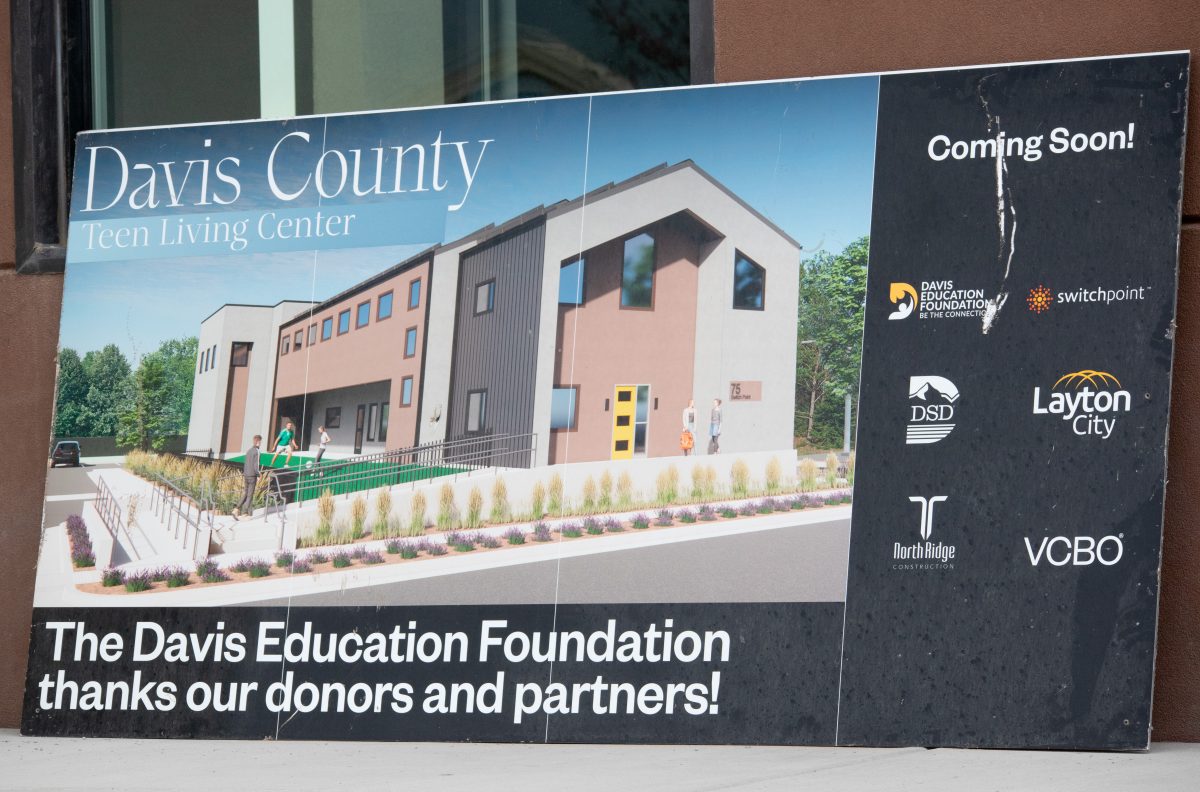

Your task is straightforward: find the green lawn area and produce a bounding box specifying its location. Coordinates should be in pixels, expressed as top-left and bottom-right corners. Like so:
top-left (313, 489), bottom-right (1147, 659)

top-left (226, 453), bottom-right (464, 501)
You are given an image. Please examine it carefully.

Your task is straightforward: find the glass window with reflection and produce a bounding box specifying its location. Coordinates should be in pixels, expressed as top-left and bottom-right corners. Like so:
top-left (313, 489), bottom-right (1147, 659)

top-left (621, 233), bottom-right (655, 308)
top-left (550, 387), bottom-right (578, 429)
top-left (560, 259), bottom-right (585, 305)
top-left (733, 252), bottom-right (766, 310)
top-left (378, 291), bottom-right (393, 320)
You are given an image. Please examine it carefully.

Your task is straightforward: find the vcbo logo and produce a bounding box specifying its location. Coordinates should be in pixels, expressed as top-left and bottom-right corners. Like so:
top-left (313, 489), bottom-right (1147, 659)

top-left (1024, 534), bottom-right (1124, 566)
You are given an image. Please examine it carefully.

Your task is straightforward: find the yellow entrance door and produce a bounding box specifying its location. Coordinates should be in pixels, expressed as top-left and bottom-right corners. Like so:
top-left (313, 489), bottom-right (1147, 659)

top-left (611, 386), bottom-right (636, 459)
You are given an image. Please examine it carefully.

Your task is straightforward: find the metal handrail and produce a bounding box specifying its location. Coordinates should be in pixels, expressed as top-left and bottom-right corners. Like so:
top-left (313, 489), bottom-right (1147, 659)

top-left (93, 477), bottom-right (132, 564)
top-left (149, 474), bottom-right (213, 561)
top-left (249, 431), bottom-right (538, 506)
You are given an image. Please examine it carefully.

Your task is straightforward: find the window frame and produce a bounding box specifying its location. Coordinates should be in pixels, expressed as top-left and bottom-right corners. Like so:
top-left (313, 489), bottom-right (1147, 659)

top-left (231, 342), bottom-right (251, 367)
top-left (550, 385), bottom-right (580, 431)
top-left (377, 290), bottom-right (394, 321)
top-left (732, 250), bottom-right (767, 311)
top-left (321, 317), bottom-right (334, 341)
top-left (379, 403), bottom-right (390, 442)
top-left (619, 231), bottom-right (657, 311)
top-left (337, 308), bottom-right (351, 335)
top-left (308, 323), bottom-right (317, 346)
top-left (400, 376), bottom-right (414, 407)
top-left (474, 279), bottom-right (496, 316)
top-left (408, 278), bottom-right (422, 310)
top-left (281, 335), bottom-right (290, 355)
top-left (466, 389), bottom-right (488, 434)
top-left (404, 326), bottom-right (419, 359)
top-left (356, 300), bottom-right (371, 329)
top-left (324, 406), bottom-right (341, 429)
top-left (367, 403), bottom-right (379, 442)
top-left (294, 329), bottom-right (303, 349)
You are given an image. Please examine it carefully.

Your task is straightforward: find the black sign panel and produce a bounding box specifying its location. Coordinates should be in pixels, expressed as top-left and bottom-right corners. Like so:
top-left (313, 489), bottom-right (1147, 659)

top-left (839, 54), bottom-right (1187, 749)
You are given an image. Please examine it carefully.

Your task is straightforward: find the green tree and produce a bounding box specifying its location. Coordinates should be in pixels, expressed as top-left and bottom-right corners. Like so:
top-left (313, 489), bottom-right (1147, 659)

top-left (80, 345), bottom-right (132, 436)
top-left (117, 356), bottom-right (169, 451)
top-left (796, 236), bottom-right (868, 448)
top-left (53, 348), bottom-right (90, 436)
top-left (145, 337), bottom-right (198, 435)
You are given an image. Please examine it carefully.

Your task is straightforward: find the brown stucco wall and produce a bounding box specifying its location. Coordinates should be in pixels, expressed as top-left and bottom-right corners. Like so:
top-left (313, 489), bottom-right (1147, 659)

top-left (550, 217), bottom-right (701, 463)
top-left (274, 261), bottom-right (431, 451)
top-left (710, 0), bottom-right (1200, 742)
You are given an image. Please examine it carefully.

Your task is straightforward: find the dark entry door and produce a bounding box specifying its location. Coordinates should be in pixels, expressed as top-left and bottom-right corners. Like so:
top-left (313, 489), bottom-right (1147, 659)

top-left (354, 404), bottom-right (366, 454)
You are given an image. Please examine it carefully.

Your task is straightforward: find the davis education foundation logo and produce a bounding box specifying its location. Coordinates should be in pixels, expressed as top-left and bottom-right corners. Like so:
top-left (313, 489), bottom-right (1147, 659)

top-left (906, 375), bottom-right (959, 445)
top-left (888, 280), bottom-right (985, 320)
top-left (1032, 369), bottom-right (1131, 439)
top-left (893, 495), bottom-right (956, 570)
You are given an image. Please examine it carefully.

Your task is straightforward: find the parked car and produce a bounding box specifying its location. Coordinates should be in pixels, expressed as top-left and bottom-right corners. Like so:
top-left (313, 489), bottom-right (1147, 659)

top-left (50, 441), bottom-right (81, 467)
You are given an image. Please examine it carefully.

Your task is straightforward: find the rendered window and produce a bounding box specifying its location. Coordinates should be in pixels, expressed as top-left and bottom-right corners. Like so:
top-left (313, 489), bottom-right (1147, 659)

top-left (367, 404), bottom-right (379, 441)
top-left (475, 280), bottom-right (495, 315)
top-left (400, 376), bottom-right (414, 407)
top-left (378, 291), bottom-right (394, 320)
top-left (210, 345), bottom-right (217, 368)
top-left (379, 404), bottom-right (389, 442)
top-left (408, 279), bottom-right (421, 309)
top-left (338, 309), bottom-right (351, 334)
top-left (308, 323), bottom-right (317, 346)
top-left (559, 259), bottom-right (585, 304)
top-left (325, 406), bottom-right (341, 429)
top-left (281, 336), bottom-right (290, 355)
top-left (551, 387), bottom-right (578, 430)
top-left (199, 349), bottom-right (206, 372)
top-left (321, 317), bottom-right (333, 340)
top-left (621, 233), bottom-right (655, 308)
top-left (466, 390), bottom-right (487, 433)
top-left (231, 342), bottom-right (251, 367)
top-left (356, 300), bottom-right (371, 328)
top-left (405, 327), bottom-right (419, 358)
top-left (733, 252), bottom-right (766, 310)
top-left (294, 330), bottom-right (303, 349)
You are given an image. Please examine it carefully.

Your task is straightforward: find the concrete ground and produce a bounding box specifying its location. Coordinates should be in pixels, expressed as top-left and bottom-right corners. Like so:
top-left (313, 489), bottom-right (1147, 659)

top-left (1, 730), bottom-right (1196, 790)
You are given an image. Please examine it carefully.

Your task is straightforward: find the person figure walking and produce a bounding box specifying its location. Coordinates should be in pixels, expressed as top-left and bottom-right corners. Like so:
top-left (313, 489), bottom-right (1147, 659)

top-left (269, 421), bottom-right (297, 467)
top-left (681, 399), bottom-right (697, 456)
top-left (708, 398), bottom-right (723, 454)
top-left (314, 425), bottom-right (331, 465)
top-left (233, 434), bottom-right (261, 519)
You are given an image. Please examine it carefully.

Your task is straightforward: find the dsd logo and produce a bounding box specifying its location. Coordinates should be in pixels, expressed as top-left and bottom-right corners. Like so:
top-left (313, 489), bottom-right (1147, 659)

top-left (893, 495), bottom-right (956, 570)
top-left (1026, 283), bottom-right (1148, 315)
top-left (907, 375), bottom-right (959, 445)
top-left (888, 280), bottom-right (985, 321)
top-left (1032, 369), bottom-right (1131, 439)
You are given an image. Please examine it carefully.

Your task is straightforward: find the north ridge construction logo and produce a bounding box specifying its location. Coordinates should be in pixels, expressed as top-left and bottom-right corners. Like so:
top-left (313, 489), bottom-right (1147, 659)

top-left (907, 375), bottom-right (959, 445)
top-left (893, 495), bottom-right (956, 570)
top-left (1032, 369), bottom-right (1131, 439)
top-left (1026, 283), bottom-right (1149, 315)
top-left (888, 280), bottom-right (986, 320)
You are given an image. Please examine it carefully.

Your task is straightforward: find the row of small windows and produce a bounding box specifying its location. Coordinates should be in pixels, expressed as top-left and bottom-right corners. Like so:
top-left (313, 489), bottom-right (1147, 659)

top-left (554, 233), bottom-right (767, 311)
top-left (280, 278), bottom-right (422, 357)
top-left (197, 343), bottom-right (218, 373)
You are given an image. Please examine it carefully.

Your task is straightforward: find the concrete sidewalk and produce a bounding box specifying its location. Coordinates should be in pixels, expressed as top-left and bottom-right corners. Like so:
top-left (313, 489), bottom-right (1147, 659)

top-left (1, 730), bottom-right (1196, 791)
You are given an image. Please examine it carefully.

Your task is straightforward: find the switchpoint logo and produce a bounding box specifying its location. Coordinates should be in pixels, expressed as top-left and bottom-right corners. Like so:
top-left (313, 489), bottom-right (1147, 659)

top-left (887, 280), bottom-right (987, 320)
top-left (893, 495), bottom-right (956, 570)
top-left (1026, 283), bottom-right (1148, 315)
top-left (1032, 369), bottom-right (1131, 439)
top-left (888, 282), bottom-right (918, 320)
top-left (907, 376), bottom-right (959, 445)
top-left (1027, 285), bottom-right (1054, 313)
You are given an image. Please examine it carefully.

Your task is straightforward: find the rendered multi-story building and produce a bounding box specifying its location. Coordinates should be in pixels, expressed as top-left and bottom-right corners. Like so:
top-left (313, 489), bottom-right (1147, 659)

top-left (186, 161), bottom-right (801, 466)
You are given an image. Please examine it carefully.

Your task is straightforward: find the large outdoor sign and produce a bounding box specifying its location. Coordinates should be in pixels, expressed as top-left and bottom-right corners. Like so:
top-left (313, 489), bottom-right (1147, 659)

top-left (25, 52), bottom-right (1188, 749)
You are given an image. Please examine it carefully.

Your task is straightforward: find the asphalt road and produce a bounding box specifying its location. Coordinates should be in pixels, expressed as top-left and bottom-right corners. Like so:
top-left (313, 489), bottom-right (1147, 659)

top-left (41, 462), bottom-right (119, 529)
top-left (250, 516), bottom-right (851, 606)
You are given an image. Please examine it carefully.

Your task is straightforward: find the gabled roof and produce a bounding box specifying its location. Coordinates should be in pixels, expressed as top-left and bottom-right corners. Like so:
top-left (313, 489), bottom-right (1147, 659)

top-left (275, 160), bottom-right (799, 327)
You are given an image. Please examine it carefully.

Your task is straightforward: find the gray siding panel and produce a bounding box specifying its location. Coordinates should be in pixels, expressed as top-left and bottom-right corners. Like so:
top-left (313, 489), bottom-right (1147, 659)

top-left (447, 220), bottom-right (546, 464)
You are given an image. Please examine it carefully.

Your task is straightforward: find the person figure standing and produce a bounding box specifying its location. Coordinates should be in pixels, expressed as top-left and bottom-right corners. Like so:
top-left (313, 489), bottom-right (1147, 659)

top-left (269, 421), bottom-right (297, 467)
top-left (233, 434), bottom-right (261, 519)
top-left (314, 425), bottom-right (331, 465)
top-left (708, 398), bottom-right (723, 454)
top-left (681, 399), bottom-right (697, 456)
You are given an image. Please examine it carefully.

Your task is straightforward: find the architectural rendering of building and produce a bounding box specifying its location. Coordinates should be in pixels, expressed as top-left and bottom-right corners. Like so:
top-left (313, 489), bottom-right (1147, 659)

top-left (186, 161), bottom-right (801, 466)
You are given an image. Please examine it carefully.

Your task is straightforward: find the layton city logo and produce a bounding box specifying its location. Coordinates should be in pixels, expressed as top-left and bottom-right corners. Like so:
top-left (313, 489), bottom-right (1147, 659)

top-left (888, 280), bottom-right (986, 320)
top-left (1026, 283), bottom-right (1149, 315)
top-left (893, 495), bottom-right (956, 570)
top-left (1032, 369), bottom-right (1131, 439)
top-left (907, 375), bottom-right (959, 445)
